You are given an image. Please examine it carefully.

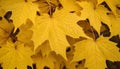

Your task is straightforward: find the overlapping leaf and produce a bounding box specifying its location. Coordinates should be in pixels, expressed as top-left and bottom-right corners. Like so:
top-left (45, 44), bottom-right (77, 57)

top-left (77, 1), bottom-right (110, 33)
top-left (0, 0), bottom-right (39, 28)
top-left (32, 9), bottom-right (88, 59)
top-left (98, 0), bottom-right (120, 17)
top-left (0, 41), bottom-right (33, 69)
top-left (73, 36), bottom-right (120, 69)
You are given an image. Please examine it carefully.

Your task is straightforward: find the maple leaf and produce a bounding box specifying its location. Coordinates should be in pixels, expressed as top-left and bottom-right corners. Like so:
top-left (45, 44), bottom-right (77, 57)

top-left (59, 0), bottom-right (82, 15)
top-left (0, 10), bottom-right (33, 46)
top-left (0, 41), bottom-right (33, 69)
top-left (0, 0), bottom-right (39, 28)
top-left (32, 9), bottom-right (88, 59)
top-left (98, 0), bottom-right (120, 17)
top-left (33, 0), bottom-right (62, 15)
top-left (16, 19), bottom-right (33, 44)
top-left (77, 1), bottom-right (110, 33)
top-left (35, 40), bottom-right (52, 57)
top-left (0, 10), bottom-right (14, 45)
top-left (32, 51), bottom-right (56, 69)
top-left (0, 14), bottom-right (34, 69)
top-left (107, 14), bottom-right (120, 35)
top-left (73, 36), bottom-right (120, 69)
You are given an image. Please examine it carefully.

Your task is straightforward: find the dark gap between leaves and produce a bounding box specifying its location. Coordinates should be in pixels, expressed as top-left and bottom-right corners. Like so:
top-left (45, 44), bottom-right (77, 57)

top-left (66, 47), bottom-right (71, 52)
top-left (48, 3), bottom-right (56, 16)
top-left (43, 66), bottom-right (50, 69)
top-left (58, 3), bottom-right (63, 10)
top-left (10, 28), bottom-right (20, 43)
top-left (0, 64), bottom-right (3, 69)
top-left (106, 60), bottom-right (120, 69)
top-left (62, 65), bottom-right (67, 69)
top-left (32, 64), bottom-right (36, 69)
top-left (109, 35), bottom-right (120, 48)
top-left (36, 11), bottom-right (40, 16)
top-left (0, 17), bottom-right (2, 20)
top-left (101, 1), bottom-right (111, 11)
top-left (100, 22), bottom-right (111, 37)
top-left (116, 5), bottom-right (120, 9)
top-left (77, 19), bottom-right (99, 40)
top-left (4, 11), bottom-right (12, 23)
top-left (27, 66), bottom-right (32, 69)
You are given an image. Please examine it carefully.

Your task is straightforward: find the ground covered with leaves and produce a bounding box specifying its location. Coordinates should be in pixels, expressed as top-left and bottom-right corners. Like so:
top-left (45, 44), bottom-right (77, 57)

top-left (0, 0), bottom-right (120, 69)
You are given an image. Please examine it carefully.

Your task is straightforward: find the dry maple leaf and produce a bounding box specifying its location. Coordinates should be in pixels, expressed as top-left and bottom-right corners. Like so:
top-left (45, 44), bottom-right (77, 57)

top-left (0, 41), bottom-right (33, 69)
top-left (0, 0), bottom-right (39, 28)
top-left (32, 9), bottom-right (88, 59)
top-left (73, 36), bottom-right (120, 69)
top-left (77, 1), bottom-right (111, 33)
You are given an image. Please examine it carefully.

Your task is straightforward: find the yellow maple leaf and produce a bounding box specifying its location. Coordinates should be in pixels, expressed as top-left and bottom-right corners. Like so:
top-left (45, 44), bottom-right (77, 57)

top-left (0, 10), bottom-right (14, 45)
top-left (98, 0), bottom-right (120, 17)
top-left (59, 0), bottom-right (82, 15)
top-left (77, 1), bottom-right (110, 33)
top-left (32, 51), bottom-right (56, 69)
top-left (0, 0), bottom-right (39, 28)
top-left (35, 40), bottom-right (52, 57)
top-left (32, 9), bottom-right (88, 59)
top-left (73, 36), bottom-right (120, 69)
top-left (17, 19), bottom-right (33, 44)
top-left (0, 11), bottom-right (33, 46)
top-left (107, 14), bottom-right (120, 35)
top-left (0, 41), bottom-right (33, 69)
top-left (33, 0), bottom-right (62, 15)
